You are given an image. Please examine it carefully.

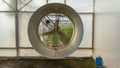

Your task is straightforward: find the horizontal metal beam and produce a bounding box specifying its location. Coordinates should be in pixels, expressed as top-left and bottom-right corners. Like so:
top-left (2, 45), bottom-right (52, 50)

top-left (0, 47), bottom-right (92, 49)
top-left (78, 12), bottom-right (94, 14)
top-left (0, 56), bottom-right (93, 60)
top-left (0, 11), bottom-right (34, 12)
top-left (78, 47), bottom-right (92, 49)
top-left (0, 11), bottom-right (94, 14)
top-left (0, 48), bottom-right (16, 49)
top-left (18, 47), bottom-right (33, 49)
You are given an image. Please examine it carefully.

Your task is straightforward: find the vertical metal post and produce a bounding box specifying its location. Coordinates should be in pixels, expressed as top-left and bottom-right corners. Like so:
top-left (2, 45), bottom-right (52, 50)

top-left (92, 0), bottom-right (95, 55)
top-left (47, 0), bottom-right (48, 4)
top-left (15, 0), bottom-right (19, 57)
top-left (64, 0), bottom-right (66, 4)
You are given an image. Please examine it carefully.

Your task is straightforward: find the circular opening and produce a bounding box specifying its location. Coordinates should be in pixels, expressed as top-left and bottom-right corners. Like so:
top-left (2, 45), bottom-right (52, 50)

top-left (38, 13), bottom-right (74, 50)
top-left (28, 3), bottom-right (83, 59)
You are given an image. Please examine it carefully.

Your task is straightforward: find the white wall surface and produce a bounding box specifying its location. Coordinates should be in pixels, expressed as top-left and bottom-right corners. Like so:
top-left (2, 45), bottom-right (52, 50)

top-left (94, 0), bottom-right (120, 68)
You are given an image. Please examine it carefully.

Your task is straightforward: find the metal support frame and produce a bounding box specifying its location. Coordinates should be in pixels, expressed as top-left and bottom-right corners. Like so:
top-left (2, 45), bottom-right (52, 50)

top-left (92, 0), bottom-right (95, 55)
top-left (19, 0), bottom-right (32, 10)
top-left (15, 0), bottom-right (19, 57)
top-left (2, 0), bottom-right (15, 10)
top-left (0, 0), bottom-right (94, 57)
top-left (47, 0), bottom-right (48, 4)
top-left (64, 0), bottom-right (66, 4)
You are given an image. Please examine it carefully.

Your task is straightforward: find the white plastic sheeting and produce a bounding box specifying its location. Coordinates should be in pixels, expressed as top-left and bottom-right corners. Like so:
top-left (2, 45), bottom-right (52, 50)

top-left (66, 0), bottom-right (93, 12)
top-left (48, 0), bottom-right (64, 3)
top-left (80, 14), bottom-right (93, 47)
top-left (0, 0), bottom-right (93, 57)
top-left (19, 49), bottom-right (41, 56)
top-left (0, 0), bottom-right (16, 11)
top-left (19, 49), bottom-right (92, 57)
top-left (0, 49), bottom-right (16, 56)
top-left (0, 13), bottom-right (15, 47)
top-left (70, 49), bottom-right (92, 57)
top-left (19, 13), bottom-right (33, 47)
top-left (94, 0), bottom-right (120, 68)
top-left (18, 0), bottom-right (46, 11)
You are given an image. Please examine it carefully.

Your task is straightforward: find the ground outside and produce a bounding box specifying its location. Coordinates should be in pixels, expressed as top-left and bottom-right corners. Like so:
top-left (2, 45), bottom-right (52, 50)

top-left (0, 57), bottom-right (95, 68)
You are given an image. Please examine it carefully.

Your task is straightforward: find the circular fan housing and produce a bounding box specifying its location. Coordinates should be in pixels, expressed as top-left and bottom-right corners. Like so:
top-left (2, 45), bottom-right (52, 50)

top-left (28, 3), bottom-right (83, 59)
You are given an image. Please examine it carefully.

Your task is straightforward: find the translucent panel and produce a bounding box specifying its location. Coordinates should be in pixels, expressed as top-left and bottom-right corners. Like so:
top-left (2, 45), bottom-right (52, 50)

top-left (0, 0), bottom-right (16, 11)
top-left (66, 0), bottom-right (93, 12)
top-left (48, 0), bottom-right (64, 3)
top-left (94, 14), bottom-right (120, 68)
top-left (0, 49), bottom-right (16, 56)
top-left (19, 13), bottom-right (33, 47)
top-left (19, 49), bottom-right (92, 57)
top-left (94, 0), bottom-right (120, 68)
top-left (69, 49), bottom-right (92, 57)
top-left (79, 14), bottom-right (93, 47)
top-left (0, 13), bottom-right (15, 47)
top-left (95, 0), bottom-right (120, 13)
top-left (18, 0), bottom-right (46, 11)
top-left (19, 49), bottom-right (41, 56)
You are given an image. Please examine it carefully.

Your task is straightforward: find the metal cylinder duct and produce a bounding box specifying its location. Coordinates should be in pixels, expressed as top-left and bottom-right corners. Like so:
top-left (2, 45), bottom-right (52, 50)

top-left (28, 3), bottom-right (83, 59)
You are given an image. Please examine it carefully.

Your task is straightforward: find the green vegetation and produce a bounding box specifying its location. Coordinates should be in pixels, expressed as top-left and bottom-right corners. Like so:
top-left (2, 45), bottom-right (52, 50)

top-left (44, 24), bottom-right (73, 47)
top-left (60, 24), bottom-right (73, 39)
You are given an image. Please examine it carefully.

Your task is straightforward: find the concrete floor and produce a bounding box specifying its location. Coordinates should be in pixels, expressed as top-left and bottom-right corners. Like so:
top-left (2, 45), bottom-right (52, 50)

top-left (0, 57), bottom-right (95, 68)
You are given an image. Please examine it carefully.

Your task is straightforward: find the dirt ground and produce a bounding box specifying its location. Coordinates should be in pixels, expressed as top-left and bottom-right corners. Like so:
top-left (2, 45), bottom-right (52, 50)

top-left (0, 57), bottom-right (95, 68)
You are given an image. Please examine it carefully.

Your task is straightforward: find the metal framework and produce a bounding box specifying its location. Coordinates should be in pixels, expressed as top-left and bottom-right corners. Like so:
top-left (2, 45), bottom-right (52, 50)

top-left (0, 0), bottom-right (94, 57)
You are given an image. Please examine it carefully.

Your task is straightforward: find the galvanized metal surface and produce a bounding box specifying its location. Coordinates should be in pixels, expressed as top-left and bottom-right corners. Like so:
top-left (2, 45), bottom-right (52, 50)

top-left (28, 3), bottom-right (83, 59)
